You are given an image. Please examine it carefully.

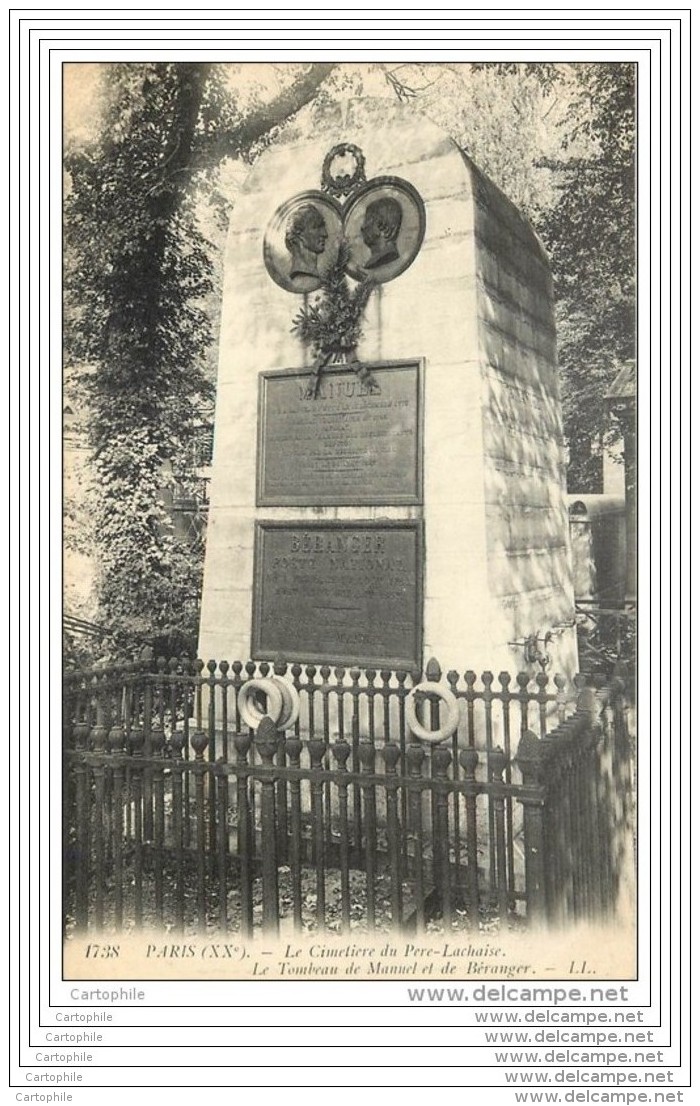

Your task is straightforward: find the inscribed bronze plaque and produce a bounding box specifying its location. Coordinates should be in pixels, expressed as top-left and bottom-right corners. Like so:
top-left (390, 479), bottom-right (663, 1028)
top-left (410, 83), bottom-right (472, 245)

top-left (257, 360), bottom-right (423, 506)
top-left (252, 521), bottom-right (423, 670)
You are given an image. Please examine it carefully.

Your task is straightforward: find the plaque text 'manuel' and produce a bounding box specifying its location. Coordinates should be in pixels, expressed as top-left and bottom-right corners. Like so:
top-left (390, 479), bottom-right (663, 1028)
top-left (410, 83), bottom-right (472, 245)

top-left (256, 360), bottom-right (423, 506)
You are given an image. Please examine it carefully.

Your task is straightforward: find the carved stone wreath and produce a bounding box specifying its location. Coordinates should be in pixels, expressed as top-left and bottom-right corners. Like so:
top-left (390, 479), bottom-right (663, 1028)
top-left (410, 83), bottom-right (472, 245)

top-left (321, 143), bottom-right (367, 198)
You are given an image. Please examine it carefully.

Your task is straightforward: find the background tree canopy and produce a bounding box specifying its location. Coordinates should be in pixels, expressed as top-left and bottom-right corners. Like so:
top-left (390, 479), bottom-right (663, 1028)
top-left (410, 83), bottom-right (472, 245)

top-left (63, 61), bottom-right (635, 657)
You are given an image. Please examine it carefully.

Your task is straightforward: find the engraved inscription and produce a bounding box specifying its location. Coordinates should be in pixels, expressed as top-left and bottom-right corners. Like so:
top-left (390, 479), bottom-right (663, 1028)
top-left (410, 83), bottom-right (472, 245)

top-left (253, 522), bottom-right (423, 669)
top-left (257, 362), bottom-right (423, 506)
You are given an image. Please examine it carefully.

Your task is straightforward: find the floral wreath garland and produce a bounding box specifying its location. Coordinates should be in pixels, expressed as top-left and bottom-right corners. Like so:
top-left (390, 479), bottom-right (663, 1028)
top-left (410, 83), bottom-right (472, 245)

top-left (290, 240), bottom-right (378, 399)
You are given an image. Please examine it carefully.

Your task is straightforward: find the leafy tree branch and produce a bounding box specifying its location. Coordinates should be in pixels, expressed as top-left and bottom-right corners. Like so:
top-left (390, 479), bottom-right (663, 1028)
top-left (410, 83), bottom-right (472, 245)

top-left (64, 62), bottom-right (336, 656)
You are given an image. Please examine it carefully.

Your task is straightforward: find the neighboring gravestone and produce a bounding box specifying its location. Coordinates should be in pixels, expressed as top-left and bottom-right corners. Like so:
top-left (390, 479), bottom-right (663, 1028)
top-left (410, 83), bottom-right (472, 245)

top-left (198, 99), bottom-right (578, 677)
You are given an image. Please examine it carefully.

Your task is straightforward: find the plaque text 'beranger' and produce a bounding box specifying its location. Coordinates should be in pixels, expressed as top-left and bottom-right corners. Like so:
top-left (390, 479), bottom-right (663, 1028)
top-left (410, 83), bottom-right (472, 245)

top-left (252, 521), bottom-right (423, 670)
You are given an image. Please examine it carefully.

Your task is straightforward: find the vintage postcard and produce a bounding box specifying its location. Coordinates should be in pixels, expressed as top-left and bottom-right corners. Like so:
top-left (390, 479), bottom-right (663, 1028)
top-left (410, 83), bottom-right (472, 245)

top-left (61, 55), bottom-right (641, 989)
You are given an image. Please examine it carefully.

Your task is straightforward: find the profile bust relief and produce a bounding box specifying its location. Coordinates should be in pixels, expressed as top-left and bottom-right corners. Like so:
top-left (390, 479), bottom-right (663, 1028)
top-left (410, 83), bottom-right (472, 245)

top-left (264, 172), bottom-right (425, 292)
top-left (360, 196), bottom-right (403, 270)
top-left (264, 192), bottom-right (341, 292)
top-left (345, 178), bottom-right (425, 285)
top-left (285, 203), bottom-right (328, 280)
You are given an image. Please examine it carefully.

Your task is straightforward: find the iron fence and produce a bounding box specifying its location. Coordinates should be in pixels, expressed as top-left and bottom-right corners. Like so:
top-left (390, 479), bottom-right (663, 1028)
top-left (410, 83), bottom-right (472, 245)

top-left (63, 658), bottom-right (634, 935)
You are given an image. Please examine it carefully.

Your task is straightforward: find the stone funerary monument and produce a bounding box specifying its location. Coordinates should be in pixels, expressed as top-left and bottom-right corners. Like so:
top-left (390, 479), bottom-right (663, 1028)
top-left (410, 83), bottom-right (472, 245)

top-left (198, 100), bottom-right (577, 679)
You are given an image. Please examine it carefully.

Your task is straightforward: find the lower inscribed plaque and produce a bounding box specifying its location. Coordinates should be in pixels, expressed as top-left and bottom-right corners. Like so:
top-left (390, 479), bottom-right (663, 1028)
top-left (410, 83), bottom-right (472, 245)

top-left (256, 360), bottom-right (424, 506)
top-left (252, 520), bottom-right (423, 670)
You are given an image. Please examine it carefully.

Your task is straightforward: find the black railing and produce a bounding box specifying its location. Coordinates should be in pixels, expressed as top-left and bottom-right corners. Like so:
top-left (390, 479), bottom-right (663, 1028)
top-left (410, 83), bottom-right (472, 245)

top-left (63, 658), bottom-right (634, 935)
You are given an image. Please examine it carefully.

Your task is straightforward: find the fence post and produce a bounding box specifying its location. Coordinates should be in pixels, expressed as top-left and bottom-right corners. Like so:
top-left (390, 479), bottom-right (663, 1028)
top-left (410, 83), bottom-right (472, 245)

top-left (406, 743), bottom-right (426, 930)
top-left (151, 717), bottom-right (165, 927)
top-left (129, 719), bottom-right (144, 929)
top-left (382, 741), bottom-right (403, 926)
top-left (330, 739), bottom-right (352, 932)
top-left (255, 716), bottom-right (280, 936)
top-left (273, 657), bottom-right (289, 864)
top-left (107, 710), bottom-right (126, 931)
top-left (613, 679), bottom-right (635, 920)
top-left (142, 677), bottom-right (154, 841)
top-left (90, 672), bottom-right (108, 932)
top-left (285, 732), bottom-right (303, 930)
top-left (309, 734), bottom-right (328, 929)
top-left (348, 667), bottom-right (362, 859)
top-left (169, 726), bottom-right (186, 933)
top-left (190, 723), bottom-right (209, 933)
top-left (446, 670), bottom-right (463, 886)
top-left (498, 671), bottom-right (516, 908)
top-left (71, 681), bottom-right (91, 931)
top-left (574, 687), bottom-right (598, 920)
top-left (426, 658), bottom-right (442, 855)
top-left (233, 730), bottom-right (253, 936)
top-left (482, 671), bottom-right (497, 905)
top-left (206, 659), bottom-right (218, 880)
top-left (432, 744), bottom-right (453, 926)
top-left (516, 730), bottom-right (547, 925)
top-left (489, 746), bottom-right (509, 921)
top-left (215, 757), bottom-right (229, 931)
top-left (555, 716), bottom-right (579, 919)
top-left (458, 748), bottom-right (480, 923)
top-left (395, 669), bottom-right (411, 876)
top-left (62, 683), bottom-right (74, 938)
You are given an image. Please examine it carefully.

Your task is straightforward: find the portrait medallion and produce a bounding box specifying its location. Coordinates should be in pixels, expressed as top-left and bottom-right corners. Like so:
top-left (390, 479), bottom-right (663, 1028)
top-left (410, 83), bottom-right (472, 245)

top-left (344, 178), bottom-right (426, 284)
top-left (263, 191), bottom-right (343, 293)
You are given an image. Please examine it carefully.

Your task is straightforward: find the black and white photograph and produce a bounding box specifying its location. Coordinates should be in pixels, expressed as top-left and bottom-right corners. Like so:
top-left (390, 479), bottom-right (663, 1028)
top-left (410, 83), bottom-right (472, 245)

top-left (61, 59), bottom-right (639, 980)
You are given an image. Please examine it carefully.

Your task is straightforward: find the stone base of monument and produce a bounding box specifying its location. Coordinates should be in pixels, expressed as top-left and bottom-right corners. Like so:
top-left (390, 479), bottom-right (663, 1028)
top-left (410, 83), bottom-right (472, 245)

top-left (198, 97), bottom-right (578, 682)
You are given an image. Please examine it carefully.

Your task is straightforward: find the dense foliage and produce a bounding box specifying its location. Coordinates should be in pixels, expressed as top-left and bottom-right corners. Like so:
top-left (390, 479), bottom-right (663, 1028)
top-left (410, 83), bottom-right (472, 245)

top-left (382, 62), bottom-right (636, 491)
top-left (65, 62), bottom-right (334, 656)
top-left (290, 242), bottom-right (377, 396)
top-left (539, 64), bottom-right (636, 490)
top-left (65, 65), bottom-right (218, 654)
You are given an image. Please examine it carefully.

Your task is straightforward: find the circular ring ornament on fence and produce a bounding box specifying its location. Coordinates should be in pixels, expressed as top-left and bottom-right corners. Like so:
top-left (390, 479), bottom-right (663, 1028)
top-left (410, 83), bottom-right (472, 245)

top-left (237, 678), bottom-right (284, 730)
top-left (271, 676), bottom-right (301, 731)
top-left (405, 683), bottom-right (460, 744)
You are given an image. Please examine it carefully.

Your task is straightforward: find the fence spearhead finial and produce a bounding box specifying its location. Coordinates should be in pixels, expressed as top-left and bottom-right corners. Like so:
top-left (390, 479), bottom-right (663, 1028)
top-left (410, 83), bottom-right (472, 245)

top-left (255, 715), bottom-right (279, 764)
top-left (516, 729), bottom-right (543, 787)
top-left (425, 657), bottom-right (441, 682)
top-left (576, 686), bottom-right (597, 714)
